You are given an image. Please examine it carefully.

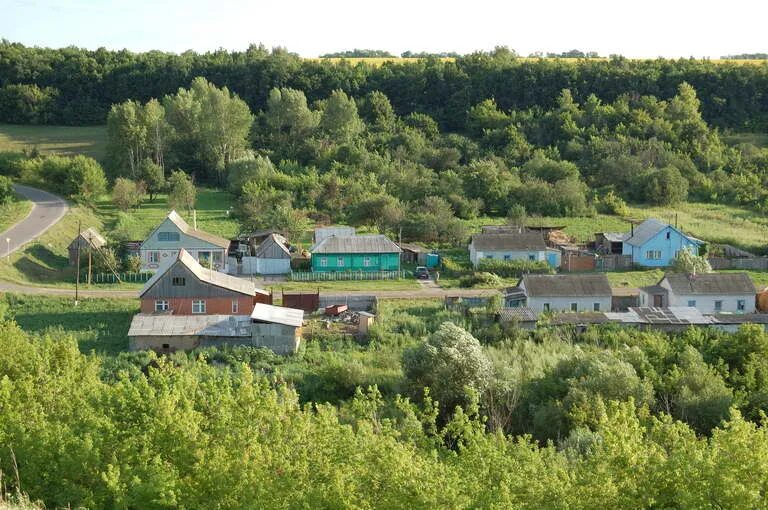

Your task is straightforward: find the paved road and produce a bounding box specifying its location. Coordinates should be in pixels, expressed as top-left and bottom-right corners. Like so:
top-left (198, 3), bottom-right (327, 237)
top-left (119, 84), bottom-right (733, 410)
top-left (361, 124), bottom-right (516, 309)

top-left (0, 184), bottom-right (68, 259)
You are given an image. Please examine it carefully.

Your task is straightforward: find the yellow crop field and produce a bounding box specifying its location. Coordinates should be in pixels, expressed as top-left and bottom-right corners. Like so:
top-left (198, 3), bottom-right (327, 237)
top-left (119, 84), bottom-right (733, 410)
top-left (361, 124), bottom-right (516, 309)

top-left (309, 57), bottom-right (768, 67)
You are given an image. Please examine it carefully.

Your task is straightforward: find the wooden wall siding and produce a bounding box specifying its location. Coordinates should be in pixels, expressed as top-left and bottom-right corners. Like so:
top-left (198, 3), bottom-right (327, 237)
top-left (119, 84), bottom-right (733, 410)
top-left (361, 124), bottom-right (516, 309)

top-left (257, 240), bottom-right (290, 259)
top-left (312, 253), bottom-right (400, 272)
top-left (142, 261), bottom-right (251, 299)
top-left (140, 296), bottom-right (256, 315)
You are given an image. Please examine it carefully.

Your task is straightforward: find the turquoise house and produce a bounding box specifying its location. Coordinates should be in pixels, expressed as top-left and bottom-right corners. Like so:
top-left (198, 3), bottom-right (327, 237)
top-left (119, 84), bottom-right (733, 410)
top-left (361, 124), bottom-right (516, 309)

top-left (622, 219), bottom-right (702, 267)
top-left (311, 234), bottom-right (401, 272)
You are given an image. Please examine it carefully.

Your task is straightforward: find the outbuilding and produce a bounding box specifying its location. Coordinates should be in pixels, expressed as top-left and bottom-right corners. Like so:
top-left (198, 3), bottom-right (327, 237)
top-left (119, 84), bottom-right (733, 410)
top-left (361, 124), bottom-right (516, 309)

top-left (68, 227), bottom-right (107, 265)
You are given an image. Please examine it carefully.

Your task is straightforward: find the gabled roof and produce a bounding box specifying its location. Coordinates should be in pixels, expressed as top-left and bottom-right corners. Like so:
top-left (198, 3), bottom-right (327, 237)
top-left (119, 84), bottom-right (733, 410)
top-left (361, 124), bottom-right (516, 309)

top-left (662, 272), bottom-right (756, 295)
top-left (145, 210), bottom-right (230, 249)
top-left (624, 218), bottom-right (701, 247)
top-left (70, 227), bottom-right (107, 249)
top-left (311, 235), bottom-right (401, 254)
top-left (139, 249), bottom-right (269, 297)
top-left (250, 303), bottom-right (304, 327)
top-left (471, 232), bottom-right (546, 252)
top-left (521, 274), bottom-right (612, 297)
top-left (254, 233), bottom-right (290, 258)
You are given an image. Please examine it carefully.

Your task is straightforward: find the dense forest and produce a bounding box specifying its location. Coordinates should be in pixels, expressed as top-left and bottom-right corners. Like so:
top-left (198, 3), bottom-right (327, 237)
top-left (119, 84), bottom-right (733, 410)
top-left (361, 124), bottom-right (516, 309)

top-left (2, 41), bottom-right (768, 131)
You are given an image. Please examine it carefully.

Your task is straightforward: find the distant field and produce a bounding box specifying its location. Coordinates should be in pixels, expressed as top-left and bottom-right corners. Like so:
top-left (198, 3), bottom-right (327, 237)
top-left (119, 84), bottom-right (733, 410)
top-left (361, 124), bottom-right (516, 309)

top-left (0, 124), bottom-right (107, 160)
top-left (310, 57), bottom-right (768, 67)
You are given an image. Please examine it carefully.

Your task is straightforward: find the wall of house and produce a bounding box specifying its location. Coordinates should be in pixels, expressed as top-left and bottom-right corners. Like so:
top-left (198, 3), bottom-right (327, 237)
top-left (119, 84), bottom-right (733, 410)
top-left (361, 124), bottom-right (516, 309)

top-left (140, 296), bottom-right (256, 315)
top-left (622, 226), bottom-right (699, 267)
top-left (311, 253), bottom-right (400, 272)
top-left (470, 248), bottom-right (545, 268)
top-left (252, 323), bottom-right (301, 354)
top-left (129, 334), bottom-right (202, 352)
top-left (527, 296), bottom-right (613, 313)
top-left (665, 293), bottom-right (756, 314)
top-left (140, 217), bottom-right (227, 271)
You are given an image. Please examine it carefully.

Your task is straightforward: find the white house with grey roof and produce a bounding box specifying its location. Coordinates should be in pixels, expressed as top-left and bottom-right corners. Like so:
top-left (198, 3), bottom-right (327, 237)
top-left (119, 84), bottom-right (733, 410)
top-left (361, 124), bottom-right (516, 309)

top-left (513, 273), bottom-right (613, 313)
top-left (621, 218), bottom-right (701, 267)
top-left (469, 231), bottom-right (559, 268)
top-left (640, 272), bottom-right (756, 314)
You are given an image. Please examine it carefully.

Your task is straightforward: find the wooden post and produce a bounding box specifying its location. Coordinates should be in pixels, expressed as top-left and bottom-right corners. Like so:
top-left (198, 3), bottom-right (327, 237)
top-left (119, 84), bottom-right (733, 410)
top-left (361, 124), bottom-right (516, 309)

top-left (75, 221), bottom-right (81, 306)
top-left (87, 247), bottom-right (92, 286)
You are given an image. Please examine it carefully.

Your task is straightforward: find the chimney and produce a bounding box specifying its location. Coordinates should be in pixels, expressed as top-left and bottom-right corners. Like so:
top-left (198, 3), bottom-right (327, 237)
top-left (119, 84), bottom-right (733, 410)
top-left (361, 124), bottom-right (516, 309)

top-left (193, 210), bottom-right (197, 230)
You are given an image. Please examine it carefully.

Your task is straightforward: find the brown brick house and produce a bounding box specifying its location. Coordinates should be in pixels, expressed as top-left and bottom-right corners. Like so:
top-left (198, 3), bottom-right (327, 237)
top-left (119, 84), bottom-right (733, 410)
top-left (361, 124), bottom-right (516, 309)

top-left (139, 249), bottom-right (271, 315)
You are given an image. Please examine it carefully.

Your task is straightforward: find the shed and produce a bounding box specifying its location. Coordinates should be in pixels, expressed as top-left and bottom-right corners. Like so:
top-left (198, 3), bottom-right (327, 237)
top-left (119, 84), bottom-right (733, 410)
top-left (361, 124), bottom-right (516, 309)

top-left (250, 303), bottom-right (304, 354)
top-left (595, 232), bottom-right (629, 255)
top-left (68, 228), bottom-right (107, 265)
top-left (240, 233), bottom-right (291, 275)
top-left (398, 242), bottom-right (428, 265)
top-left (127, 314), bottom-right (252, 352)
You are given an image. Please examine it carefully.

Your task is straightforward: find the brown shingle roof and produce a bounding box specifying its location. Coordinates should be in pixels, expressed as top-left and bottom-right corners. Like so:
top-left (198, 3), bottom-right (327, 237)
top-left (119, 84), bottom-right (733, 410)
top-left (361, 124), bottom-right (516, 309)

top-left (471, 232), bottom-right (546, 251)
top-left (521, 274), bottom-right (612, 297)
top-left (663, 272), bottom-right (756, 295)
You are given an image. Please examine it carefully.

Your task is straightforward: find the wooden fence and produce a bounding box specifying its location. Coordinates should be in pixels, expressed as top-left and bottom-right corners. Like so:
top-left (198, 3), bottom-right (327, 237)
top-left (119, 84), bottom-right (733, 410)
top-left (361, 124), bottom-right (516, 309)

top-left (289, 270), bottom-right (408, 281)
top-left (85, 272), bottom-right (153, 284)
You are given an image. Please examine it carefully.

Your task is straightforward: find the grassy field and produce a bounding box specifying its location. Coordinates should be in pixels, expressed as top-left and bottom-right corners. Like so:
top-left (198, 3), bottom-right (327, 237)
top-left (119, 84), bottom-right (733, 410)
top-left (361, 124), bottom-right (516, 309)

top-left (0, 193), bottom-right (32, 233)
top-left (0, 124), bottom-right (107, 160)
top-left (311, 57), bottom-right (768, 67)
top-left (3, 294), bottom-right (137, 355)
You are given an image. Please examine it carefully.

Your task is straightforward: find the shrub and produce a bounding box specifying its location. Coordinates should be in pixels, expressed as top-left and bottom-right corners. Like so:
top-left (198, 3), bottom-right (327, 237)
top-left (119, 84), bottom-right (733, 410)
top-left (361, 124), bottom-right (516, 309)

top-left (596, 191), bottom-right (630, 216)
top-left (121, 255), bottom-right (142, 273)
top-left (477, 258), bottom-right (554, 278)
top-left (0, 175), bottom-right (13, 204)
top-left (459, 272), bottom-right (502, 288)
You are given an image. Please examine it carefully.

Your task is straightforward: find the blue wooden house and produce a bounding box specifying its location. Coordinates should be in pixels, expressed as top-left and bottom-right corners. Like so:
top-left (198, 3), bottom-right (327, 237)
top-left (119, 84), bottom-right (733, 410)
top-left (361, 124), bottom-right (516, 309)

top-left (622, 219), bottom-right (702, 267)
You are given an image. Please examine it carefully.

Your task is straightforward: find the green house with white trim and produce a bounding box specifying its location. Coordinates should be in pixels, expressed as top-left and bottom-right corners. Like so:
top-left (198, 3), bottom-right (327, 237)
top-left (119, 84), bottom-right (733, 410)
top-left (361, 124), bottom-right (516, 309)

top-left (310, 234), bottom-right (401, 272)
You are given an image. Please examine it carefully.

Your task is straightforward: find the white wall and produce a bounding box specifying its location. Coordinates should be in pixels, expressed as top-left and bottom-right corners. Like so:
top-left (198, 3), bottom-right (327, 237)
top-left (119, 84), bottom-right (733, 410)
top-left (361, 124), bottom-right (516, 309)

top-left (527, 296), bottom-right (612, 314)
top-left (667, 293), bottom-right (755, 314)
top-left (470, 247), bottom-right (545, 268)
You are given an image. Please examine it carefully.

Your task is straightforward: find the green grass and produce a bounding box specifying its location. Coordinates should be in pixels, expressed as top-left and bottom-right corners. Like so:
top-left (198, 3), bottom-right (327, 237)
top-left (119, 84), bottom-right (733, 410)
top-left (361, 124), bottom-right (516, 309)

top-left (0, 124), bottom-right (107, 160)
top-left (96, 187), bottom-right (240, 240)
top-left (4, 294), bottom-right (137, 355)
top-left (0, 193), bottom-right (32, 233)
top-left (723, 132), bottom-right (768, 148)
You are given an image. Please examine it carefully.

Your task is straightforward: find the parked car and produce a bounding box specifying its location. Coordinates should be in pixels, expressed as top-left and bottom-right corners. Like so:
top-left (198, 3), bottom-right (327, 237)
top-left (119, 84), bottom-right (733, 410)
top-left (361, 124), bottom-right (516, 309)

top-left (415, 266), bottom-right (430, 279)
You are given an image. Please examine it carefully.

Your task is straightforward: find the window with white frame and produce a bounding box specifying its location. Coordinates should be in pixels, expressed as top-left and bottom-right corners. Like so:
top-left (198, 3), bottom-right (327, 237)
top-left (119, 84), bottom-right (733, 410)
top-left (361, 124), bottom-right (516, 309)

top-left (192, 300), bottom-right (206, 314)
top-left (688, 300), bottom-right (696, 307)
top-left (337, 257), bottom-right (345, 267)
top-left (363, 256), bottom-right (372, 267)
top-left (154, 300), bottom-right (169, 312)
top-left (148, 251), bottom-right (160, 264)
top-left (714, 300), bottom-right (723, 312)
top-left (738, 299), bottom-right (746, 312)
top-left (570, 303), bottom-right (578, 312)
top-left (158, 232), bottom-right (180, 242)
top-left (645, 250), bottom-right (662, 260)
top-left (320, 257), bottom-right (328, 267)
top-left (232, 299), bottom-right (239, 314)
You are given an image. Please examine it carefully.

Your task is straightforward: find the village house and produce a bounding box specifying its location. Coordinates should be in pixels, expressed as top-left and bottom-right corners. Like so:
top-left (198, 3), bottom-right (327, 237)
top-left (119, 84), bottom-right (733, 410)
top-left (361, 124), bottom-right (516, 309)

top-left (67, 227), bottom-right (107, 265)
top-left (310, 234), bottom-right (401, 272)
top-left (139, 249), bottom-right (271, 315)
top-left (127, 302), bottom-right (303, 354)
top-left (640, 272), bottom-right (756, 314)
top-left (508, 273), bottom-right (613, 313)
top-left (233, 233), bottom-right (292, 275)
top-left (469, 231), bottom-right (559, 268)
top-left (622, 218), bottom-right (701, 267)
top-left (139, 210), bottom-right (230, 272)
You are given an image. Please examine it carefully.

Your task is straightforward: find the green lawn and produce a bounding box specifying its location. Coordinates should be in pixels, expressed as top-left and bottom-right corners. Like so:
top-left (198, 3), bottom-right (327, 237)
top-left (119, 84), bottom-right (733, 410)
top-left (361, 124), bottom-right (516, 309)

top-left (0, 124), bottom-right (107, 160)
top-left (723, 132), bottom-right (768, 148)
top-left (3, 294), bottom-right (137, 355)
top-left (0, 193), bottom-right (32, 233)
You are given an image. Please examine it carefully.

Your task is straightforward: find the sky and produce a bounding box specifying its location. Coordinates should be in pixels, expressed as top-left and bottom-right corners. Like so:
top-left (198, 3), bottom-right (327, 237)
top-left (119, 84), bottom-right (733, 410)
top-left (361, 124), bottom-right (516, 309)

top-left (2, 0), bottom-right (767, 59)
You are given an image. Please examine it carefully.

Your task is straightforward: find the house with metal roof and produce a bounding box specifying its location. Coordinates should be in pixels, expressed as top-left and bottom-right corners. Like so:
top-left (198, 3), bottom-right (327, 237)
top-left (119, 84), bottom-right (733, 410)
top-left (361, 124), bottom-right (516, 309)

top-left (469, 231), bottom-right (559, 268)
top-left (514, 273), bottom-right (613, 313)
top-left (237, 233), bottom-right (292, 275)
top-left (139, 210), bottom-right (231, 272)
top-left (310, 234), bottom-right (401, 272)
top-left (139, 249), bottom-right (271, 315)
top-left (640, 272), bottom-right (756, 314)
top-left (621, 218), bottom-right (702, 267)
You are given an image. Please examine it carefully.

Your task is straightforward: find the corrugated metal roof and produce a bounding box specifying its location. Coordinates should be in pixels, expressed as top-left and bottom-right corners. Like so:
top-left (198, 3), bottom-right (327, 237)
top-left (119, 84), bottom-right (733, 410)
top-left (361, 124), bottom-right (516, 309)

top-left (140, 249), bottom-right (269, 297)
top-left (250, 303), bottom-right (304, 327)
top-left (128, 314), bottom-right (252, 337)
top-left (166, 210), bottom-right (230, 249)
top-left (623, 219), bottom-right (667, 246)
top-left (471, 232), bottom-right (546, 251)
top-left (498, 307), bottom-right (538, 322)
top-left (600, 232), bottom-right (630, 243)
top-left (522, 274), bottom-right (612, 297)
top-left (311, 235), bottom-right (401, 254)
top-left (663, 272), bottom-right (756, 295)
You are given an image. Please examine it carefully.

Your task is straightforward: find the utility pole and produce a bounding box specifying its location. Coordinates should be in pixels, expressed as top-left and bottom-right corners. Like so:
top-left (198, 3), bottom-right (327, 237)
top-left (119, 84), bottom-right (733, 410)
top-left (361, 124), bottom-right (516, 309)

top-left (75, 221), bottom-right (81, 306)
top-left (87, 232), bottom-right (92, 286)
